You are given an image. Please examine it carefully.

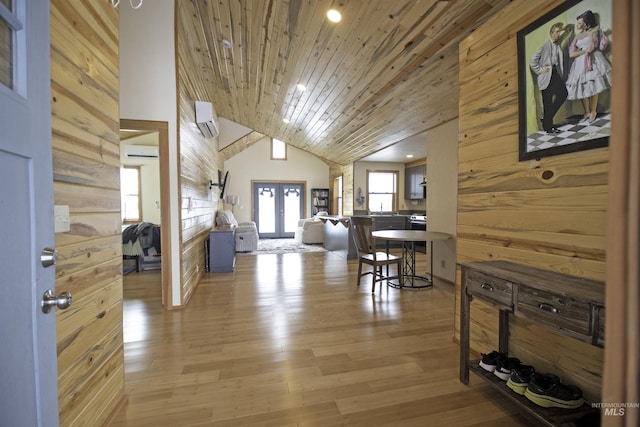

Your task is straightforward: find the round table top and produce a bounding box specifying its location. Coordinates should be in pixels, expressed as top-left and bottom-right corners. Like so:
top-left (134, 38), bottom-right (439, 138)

top-left (372, 229), bottom-right (452, 242)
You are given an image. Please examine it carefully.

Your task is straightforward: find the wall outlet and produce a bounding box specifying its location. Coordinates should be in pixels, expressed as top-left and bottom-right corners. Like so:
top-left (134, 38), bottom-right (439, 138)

top-left (196, 265), bottom-right (199, 273)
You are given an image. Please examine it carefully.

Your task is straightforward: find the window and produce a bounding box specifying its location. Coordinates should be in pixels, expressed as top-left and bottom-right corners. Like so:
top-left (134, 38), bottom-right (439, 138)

top-left (367, 170), bottom-right (397, 213)
top-left (271, 138), bottom-right (287, 160)
top-left (0, 0), bottom-right (24, 91)
top-left (121, 166), bottom-right (142, 223)
top-left (334, 175), bottom-right (343, 216)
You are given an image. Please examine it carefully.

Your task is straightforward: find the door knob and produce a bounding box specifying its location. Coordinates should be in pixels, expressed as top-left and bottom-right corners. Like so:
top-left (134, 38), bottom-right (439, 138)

top-left (41, 290), bottom-right (72, 314)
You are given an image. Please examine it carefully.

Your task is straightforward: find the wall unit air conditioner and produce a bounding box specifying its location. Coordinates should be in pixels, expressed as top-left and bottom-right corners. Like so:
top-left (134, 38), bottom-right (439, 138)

top-left (195, 100), bottom-right (219, 138)
top-left (124, 145), bottom-right (159, 158)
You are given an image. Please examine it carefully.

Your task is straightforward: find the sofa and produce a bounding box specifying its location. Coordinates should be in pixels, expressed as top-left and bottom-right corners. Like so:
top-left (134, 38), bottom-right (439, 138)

top-left (294, 212), bottom-right (328, 244)
top-left (215, 209), bottom-right (259, 252)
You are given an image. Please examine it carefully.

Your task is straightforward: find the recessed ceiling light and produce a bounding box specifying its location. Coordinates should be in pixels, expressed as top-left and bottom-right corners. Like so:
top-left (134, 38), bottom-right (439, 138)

top-left (283, 118), bottom-right (290, 124)
top-left (406, 154), bottom-right (414, 158)
top-left (327, 9), bottom-right (341, 23)
top-left (296, 83), bottom-right (306, 91)
top-left (221, 39), bottom-right (232, 48)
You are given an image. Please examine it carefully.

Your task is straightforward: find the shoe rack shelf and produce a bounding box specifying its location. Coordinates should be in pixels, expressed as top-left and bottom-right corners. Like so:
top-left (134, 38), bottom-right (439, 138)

top-left (459, 261), bottom-right (605, 426)
top-left (469, 363), bottom-right (597, 426)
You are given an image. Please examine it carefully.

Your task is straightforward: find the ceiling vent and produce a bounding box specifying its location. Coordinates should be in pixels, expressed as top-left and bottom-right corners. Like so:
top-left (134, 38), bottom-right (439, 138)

top-left (124, 145), bottom-right (159, 158)
top-left (195, 100), bottom-right (219, 138)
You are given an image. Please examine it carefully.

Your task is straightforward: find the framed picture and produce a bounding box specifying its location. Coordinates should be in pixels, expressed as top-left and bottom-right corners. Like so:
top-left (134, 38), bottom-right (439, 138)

top-left (517, 0), bottom-right (612, 161)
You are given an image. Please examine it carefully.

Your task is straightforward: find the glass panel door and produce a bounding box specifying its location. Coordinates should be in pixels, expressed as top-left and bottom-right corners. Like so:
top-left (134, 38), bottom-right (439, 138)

top-left (254, 182), bottom-right (303, 238)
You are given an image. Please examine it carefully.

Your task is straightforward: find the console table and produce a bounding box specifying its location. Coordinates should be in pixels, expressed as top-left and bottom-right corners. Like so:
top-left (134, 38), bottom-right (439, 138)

top-left (459, 260), bottom-right (604, 426)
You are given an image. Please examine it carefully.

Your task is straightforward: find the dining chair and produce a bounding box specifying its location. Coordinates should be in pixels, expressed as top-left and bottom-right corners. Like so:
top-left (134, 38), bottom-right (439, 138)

top-left (350, 216), bottom-right (403, 292)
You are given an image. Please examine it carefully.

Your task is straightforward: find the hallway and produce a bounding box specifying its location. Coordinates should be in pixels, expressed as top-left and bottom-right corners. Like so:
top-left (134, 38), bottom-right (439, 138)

top-left (111, 251), bottom-right (533, 426)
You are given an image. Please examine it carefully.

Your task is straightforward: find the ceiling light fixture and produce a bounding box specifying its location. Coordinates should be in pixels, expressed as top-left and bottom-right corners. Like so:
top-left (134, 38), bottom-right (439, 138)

top-left (406, 154), bottom-right (414, 158)
top-left (296, 83), bottom-right (306, 91)
top-left (283, 118), bottom-right (290, 124)
top-left (221, 39), bottom-right (232, 48)
top-left (327, 9), bottom-right (342, 23)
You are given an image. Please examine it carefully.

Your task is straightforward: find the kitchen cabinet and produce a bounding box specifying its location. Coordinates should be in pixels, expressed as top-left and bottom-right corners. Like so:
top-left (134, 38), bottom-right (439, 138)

top-left (372, 215), bottom-right (408, 249)
top-left (405, 164), bottom-right (425, 200)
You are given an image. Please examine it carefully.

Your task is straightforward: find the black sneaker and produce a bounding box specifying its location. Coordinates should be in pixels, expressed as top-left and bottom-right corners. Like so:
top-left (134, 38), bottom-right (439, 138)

top-left (478, 350), bottom-right (507, 373)
top-left (506, 365), bottom-right (535, 395)
top-left (494, 357), bottom-right (521, 381)
top-left (524, 373), bottom-right (584, 409)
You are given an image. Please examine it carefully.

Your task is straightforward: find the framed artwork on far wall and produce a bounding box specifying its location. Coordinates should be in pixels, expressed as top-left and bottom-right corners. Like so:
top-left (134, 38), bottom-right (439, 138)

top-left (517, 0), bottom-right (612, 161)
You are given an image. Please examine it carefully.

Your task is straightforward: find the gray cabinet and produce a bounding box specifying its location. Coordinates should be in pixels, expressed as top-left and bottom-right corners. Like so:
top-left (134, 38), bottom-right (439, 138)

top-left (209, 229), bottom-right (236, 272)
top-left (372, 215), bottom-right (407, 231)
top-left (405, 164), bottom-right (425, 200)
top-left (372, 215), bottom-right (408, 249)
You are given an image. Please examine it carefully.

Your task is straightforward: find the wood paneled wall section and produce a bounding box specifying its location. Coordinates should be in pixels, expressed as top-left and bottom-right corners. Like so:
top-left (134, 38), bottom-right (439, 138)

top-left (456, 0), bottom-right (607, 401)
top-left (330, 164), bottom-right (354, 216)
top-left (176, 1), bottom-right (222, 305)
top-left (50, 1), bottom-right (124, 425)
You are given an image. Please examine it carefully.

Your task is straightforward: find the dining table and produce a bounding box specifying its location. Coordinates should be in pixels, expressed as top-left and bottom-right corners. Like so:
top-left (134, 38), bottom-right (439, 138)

top-left (371, 229), bottom-right (453, 288)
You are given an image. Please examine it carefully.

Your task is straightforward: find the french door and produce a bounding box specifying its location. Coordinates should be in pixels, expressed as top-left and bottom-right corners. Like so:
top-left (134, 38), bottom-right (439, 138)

top-left (253, 182), bottom-right (304, 238)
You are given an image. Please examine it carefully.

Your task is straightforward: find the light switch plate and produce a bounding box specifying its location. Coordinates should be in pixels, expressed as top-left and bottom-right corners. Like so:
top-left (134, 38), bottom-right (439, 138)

top-left (54, 205), bottom-right (70, 233)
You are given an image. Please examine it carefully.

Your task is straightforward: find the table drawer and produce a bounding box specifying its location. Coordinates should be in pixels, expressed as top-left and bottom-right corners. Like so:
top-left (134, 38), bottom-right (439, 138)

top-left (516, 285), bottom-right (591, 337)
top-left (465, 269), bottom-right (513, 309)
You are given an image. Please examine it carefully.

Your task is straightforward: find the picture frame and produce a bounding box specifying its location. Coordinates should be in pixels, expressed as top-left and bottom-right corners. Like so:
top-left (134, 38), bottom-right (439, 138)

top-left (517, 0), bottom-right (612, 161)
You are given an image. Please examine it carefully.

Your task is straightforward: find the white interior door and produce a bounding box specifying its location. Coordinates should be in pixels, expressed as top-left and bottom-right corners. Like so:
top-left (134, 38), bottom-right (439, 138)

top-left (0, 1), bottom-right (60, 425)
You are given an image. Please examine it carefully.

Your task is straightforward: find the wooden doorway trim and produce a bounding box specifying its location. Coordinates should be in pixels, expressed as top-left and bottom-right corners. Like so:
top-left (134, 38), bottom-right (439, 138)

top-left (120, 119), bottom-right (172, 308)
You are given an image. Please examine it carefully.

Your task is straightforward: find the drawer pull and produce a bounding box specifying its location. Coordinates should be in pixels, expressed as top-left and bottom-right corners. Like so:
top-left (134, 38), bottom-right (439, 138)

top-left (538, 303), bottom-right (558, 314)
top-left (480, 283), bottom-right (494, 292)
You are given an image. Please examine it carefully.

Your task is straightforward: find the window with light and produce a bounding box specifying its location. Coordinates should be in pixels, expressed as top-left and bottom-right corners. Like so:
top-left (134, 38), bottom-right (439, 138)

top-left (271, 138), bottom-right (287, 160)
top-left (0, 0), bottom-right (24, 91)
top-left (121, 166), bottom-right (142, 223)
top-left (367, 171), bottom-right (397, 213)
top-left (334, 175), bottom-right (343, 216)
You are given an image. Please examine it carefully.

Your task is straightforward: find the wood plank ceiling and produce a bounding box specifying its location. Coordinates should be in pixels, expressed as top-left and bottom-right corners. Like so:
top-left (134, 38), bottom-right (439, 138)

top-left (185, 0), bottom-right (510, 166)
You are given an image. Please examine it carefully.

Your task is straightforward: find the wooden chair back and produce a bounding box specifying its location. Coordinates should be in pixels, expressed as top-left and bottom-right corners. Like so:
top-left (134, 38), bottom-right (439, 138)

top-left (350, 216), bottom-right (376, 257)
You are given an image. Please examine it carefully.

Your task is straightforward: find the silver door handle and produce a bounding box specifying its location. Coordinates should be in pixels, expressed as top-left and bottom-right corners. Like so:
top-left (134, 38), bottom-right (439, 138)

top-left (41, 290), bottom-right (72, 314)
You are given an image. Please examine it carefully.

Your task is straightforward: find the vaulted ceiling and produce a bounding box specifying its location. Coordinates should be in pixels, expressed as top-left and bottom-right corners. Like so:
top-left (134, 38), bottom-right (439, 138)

top-left (182, 0), bottom-right (510, 166)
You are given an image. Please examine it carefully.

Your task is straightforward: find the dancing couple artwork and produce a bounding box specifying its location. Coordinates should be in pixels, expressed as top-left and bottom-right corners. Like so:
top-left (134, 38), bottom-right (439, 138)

top-left (518, 0), bottom-right (612, 160)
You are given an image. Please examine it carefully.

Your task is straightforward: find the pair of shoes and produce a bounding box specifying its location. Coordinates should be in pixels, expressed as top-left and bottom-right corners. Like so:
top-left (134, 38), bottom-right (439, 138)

top-left (506, 365), bottom-right (535, 395)
top-left (478, 351), bottom-right (522, 381)
top-left (479, 350), bottom-right (507, 373)
top-left (494, 357), bottom-right (522, 381)
top-left (545, 127), bottom-right (561, 134)
top-left (524, 373), bottom-right (584, 409)
top-left (588, 112), bottom-right (597, 123)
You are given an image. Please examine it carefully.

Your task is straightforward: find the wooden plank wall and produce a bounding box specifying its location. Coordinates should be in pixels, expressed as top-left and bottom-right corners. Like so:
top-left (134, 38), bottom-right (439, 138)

top-left (176, 1), bottom-right (223, 305)
top-left (456, 0), bottom-right (607, 401)
top-left (330, 164), bottom-right (354, 216)
top-left (50, 1), bottom-right (124, 425)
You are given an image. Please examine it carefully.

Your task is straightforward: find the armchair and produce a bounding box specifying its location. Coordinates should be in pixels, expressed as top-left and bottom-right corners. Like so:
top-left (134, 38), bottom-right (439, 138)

top-left (294, 211), bottom-right (328, 244)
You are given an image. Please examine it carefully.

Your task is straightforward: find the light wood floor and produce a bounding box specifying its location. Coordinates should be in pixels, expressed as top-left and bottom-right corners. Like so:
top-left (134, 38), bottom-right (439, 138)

top-left (110, 251), bottom-right (537, 426)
